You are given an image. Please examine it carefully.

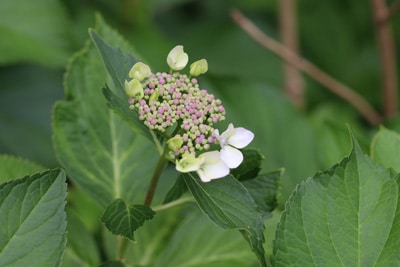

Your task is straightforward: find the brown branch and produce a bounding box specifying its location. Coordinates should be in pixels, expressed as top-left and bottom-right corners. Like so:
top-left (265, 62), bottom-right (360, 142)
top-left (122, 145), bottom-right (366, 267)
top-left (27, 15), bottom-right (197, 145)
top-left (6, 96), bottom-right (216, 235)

top-left (230, 9), bottom-right (382, 125)
top-left (279, 0), bottom-right (304, 109)
top-left (371, 0), bottom-right (398, 118)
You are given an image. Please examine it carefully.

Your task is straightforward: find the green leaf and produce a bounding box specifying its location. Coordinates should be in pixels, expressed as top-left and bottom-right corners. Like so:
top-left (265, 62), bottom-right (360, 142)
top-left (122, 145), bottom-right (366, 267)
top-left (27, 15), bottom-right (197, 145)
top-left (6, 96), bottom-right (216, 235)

top-left (0, 155), bottom-right (45, 184)
top-left (231, 149), bottom-right (264, 181)
top-left (53, 16), bottom-right (158, 208)
top-left (90, 30), bottom-right (154, 142)
top-left (371, 126), bottom-right (400, 172)
top-left (0, 0), bottom-right (71, 66)
top-left (61, 211), bottom-right (100, 267)
top-left (101, 199), bottom-right (155, 241)
top-left (153, 210), bottom-right (258, 267)
top-left (242, 169), bottom-right (281, 218)
top-left (99, 261), bottom-right (125, 267)
top-left (272, 134), bottom-right (400, 266)
top-left (163, 174), bottom-right (187, 204)
top-left (0, 169), bottom-right (67, 266)
top-left (183, 173), bottom-right (267, 267)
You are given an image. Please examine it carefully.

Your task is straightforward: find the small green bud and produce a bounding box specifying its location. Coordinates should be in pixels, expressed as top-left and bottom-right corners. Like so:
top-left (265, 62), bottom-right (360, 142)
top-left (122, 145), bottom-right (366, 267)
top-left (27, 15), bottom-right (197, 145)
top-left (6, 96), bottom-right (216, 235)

top-left (167, 135), bottom-right (183, 151)
top-left (129, 62), bottom-right (151, 81)
top-left (190, 59), bottom-right (208, 76)
top-left (167, 45), bottom-right (189, 71)
top-left (124, 79), bottom-right (144, 98)
top-left (149, 88), bottom-right (160, 102)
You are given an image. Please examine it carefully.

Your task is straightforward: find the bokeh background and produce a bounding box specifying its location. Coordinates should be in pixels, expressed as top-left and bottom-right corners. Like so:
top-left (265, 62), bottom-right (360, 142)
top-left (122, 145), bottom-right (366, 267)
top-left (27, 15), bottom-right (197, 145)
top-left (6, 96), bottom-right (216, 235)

top-left (1, 0), bottom-right (400, 208)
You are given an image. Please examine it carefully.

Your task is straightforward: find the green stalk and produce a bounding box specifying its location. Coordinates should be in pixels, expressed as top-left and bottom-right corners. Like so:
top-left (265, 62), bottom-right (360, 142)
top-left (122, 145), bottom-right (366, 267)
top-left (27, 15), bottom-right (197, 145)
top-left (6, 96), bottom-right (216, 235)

top-left (143, 153), bottom-right (169, 206)
top-left (117, 147), bottom-right (169, 262)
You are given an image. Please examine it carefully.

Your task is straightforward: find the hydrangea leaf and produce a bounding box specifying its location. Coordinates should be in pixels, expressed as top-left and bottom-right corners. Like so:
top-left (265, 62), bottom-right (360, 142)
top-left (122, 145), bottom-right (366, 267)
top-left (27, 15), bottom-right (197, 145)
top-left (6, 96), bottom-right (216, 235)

top-left (90, 30), bottom-right (154, 142)
top-left (272, 134), bottom-right (400, 266)
top-left (163, 174), bottom-right (187, 204)
top-left (183, 173), bottom-right (267, 267)
top-left (231, 149), bottom-right (264, 181)
top-left (0, 155), bottom-right (45, 184)
top-left (371, 126), bottom-right (400, 172)
top-left (53, 15), bottom-right (158, 208)
top-left (101, 199), bottom-right (155, 241)
top-left (0, 169), bottom-right (67, 267)
top-left (242, 169), bottom-right (281, 218)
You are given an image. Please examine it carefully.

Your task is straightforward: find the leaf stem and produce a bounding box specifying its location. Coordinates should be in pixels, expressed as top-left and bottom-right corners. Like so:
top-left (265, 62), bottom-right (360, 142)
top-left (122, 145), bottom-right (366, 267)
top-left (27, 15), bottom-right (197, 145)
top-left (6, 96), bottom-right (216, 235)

top-left (152, 196), bottom-right (194, 212)
top-left (117, 236), bottom-right (129, 262)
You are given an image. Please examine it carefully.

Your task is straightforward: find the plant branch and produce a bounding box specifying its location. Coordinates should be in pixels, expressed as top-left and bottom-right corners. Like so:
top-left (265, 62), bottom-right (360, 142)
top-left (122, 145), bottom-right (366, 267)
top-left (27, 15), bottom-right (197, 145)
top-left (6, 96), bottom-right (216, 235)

top-left (230, 9), bottom-right (383, 125)
top-left (371, 0), bottom-right (398, 118)
top-left (279, 0), bottom-right (304, 109)
top-left (143, 152), bottom-right (169, 206)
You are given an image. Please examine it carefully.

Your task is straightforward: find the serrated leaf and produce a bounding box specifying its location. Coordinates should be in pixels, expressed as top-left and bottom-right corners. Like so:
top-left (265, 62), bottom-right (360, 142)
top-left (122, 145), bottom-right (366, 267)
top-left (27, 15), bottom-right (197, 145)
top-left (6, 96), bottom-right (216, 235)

top-left (371, 126), bottom-right (400, 172)
top-left (272, 134), bottom-right (400, 266)
top-left (101, 199), bottom-right (155, 241)
top-left (90, 30), bottom-right (154, 142)
top-left (0, 0), bottom-right (71, 66)
top-left (231, 149), bottom-right (264, 181)
top-left (103, 86), bottom-right (153, 141)
top-left (183, 173), bottom-right (267, 266)
top-left (53, 16), bottom-right (158, 208)
top-left (242, 169), bottom-right (281, 218)
top-left (0, 169), bottom-right (67, 267)
top-left (0, 155), bottom-right (45, 184)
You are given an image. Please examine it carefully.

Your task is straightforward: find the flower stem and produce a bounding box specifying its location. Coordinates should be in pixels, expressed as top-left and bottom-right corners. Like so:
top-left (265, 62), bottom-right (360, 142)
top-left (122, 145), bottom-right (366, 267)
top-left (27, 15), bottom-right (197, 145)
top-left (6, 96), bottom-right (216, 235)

top-left (144, 151), bottom-right (169, 206)
top-left (116, 148), bottom-right (169, 262)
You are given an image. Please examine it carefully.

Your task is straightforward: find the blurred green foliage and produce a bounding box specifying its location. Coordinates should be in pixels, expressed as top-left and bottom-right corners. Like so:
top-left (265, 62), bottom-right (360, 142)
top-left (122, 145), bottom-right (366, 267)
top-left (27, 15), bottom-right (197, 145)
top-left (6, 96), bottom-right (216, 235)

top-left (0, 0), bottom-right (399, 202)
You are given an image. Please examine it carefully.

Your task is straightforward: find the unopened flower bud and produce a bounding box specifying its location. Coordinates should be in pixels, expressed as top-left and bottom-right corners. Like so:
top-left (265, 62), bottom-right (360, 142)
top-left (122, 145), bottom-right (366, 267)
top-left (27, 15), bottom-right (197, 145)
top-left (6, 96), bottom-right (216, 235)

top-left (129, 62), bottom-right (151, 81)
top-left (176, 154), bottom-right (203, 173)
top-left (190, 59), bottom-right (208, 76)
top-left (167, 45), bottom-right (188, 71)
top-left (125, 79), bottom-right (144, 98)
top-left (167, 135), bottom-right (183, 151)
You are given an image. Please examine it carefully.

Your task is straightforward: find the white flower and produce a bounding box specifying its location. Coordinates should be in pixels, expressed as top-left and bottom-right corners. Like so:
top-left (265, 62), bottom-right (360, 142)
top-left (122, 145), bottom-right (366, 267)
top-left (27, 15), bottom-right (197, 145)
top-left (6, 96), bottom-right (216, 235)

top-left (214, 123), bottom-right (254, 168)
top-left (175, 151), bottom-right (229, 182)
top-left (167, 45), bottom-right (189, 71)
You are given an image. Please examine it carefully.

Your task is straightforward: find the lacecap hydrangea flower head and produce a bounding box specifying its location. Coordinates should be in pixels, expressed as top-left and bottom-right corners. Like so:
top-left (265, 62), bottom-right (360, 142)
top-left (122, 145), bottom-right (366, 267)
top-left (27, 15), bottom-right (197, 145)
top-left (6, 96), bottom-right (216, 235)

top-left (125, 45), bottom-right (254, 182)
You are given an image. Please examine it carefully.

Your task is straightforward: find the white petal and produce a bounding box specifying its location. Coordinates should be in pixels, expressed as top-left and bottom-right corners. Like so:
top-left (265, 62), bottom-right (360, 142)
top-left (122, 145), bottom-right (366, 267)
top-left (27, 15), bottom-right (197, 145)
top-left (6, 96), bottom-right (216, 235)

top-left (220, 123), bottom-right (235, 140)
top-left (227, 127), bottom-right (254, 149)
top-left (220, 146), bottom-right (243, 168)
top-left (197, 151), bottom-right (230, 182)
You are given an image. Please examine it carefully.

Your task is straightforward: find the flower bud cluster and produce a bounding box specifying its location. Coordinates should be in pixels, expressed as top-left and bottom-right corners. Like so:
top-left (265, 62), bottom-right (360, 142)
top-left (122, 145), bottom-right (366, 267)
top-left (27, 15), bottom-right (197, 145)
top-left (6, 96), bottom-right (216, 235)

top-left (128, 72), bottom-right (225, 158)
top-left (125, 46), bottom-right (225, 160)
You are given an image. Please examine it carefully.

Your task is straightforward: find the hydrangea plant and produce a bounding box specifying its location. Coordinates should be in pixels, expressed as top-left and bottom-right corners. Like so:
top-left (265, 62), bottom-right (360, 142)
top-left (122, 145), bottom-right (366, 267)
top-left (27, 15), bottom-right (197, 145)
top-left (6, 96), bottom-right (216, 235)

top-left (87, 27), bottom-right (274, 266)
